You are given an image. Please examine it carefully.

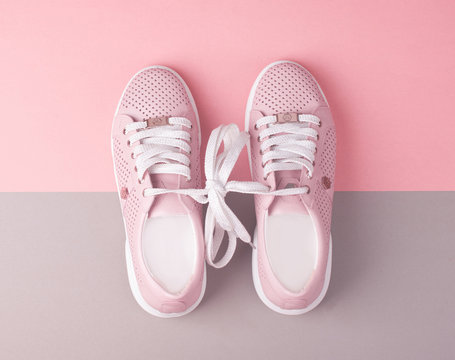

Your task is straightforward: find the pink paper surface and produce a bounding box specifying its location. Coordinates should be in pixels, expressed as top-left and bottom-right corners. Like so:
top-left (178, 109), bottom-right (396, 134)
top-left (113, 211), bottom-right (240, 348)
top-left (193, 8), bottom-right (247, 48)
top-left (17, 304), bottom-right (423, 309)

top-left (1, 0), bottom-right (454, 191)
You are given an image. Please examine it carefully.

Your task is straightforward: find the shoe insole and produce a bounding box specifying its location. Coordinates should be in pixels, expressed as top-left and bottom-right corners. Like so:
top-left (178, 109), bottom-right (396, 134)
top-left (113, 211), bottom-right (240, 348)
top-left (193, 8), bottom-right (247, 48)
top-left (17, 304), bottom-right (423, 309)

top-left (265, 213), bottom-right (318, 293)
top-left (142, 215), bottom-right (196, 294)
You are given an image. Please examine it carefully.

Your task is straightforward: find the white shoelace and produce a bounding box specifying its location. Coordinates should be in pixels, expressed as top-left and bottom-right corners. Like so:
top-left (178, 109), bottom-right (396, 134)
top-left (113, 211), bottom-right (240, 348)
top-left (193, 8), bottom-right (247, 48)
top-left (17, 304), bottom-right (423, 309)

top-left (256, 114), bottom-right (320, 179)
top-left (124, 119), bottom-right (309, 268)
top-left (125, 117), bottom-right (193, 181)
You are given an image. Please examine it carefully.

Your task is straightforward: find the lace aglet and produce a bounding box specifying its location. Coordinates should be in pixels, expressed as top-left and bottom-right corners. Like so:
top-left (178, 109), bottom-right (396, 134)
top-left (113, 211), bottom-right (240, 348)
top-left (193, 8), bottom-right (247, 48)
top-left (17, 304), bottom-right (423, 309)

top-left (249, 241), bottom-right (256, 250)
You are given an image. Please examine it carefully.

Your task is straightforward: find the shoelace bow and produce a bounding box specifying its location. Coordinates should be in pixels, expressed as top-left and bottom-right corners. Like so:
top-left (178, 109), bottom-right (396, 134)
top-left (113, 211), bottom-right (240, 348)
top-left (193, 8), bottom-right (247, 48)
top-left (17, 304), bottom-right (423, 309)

top-left (126, 119), bottom-right (310, 268)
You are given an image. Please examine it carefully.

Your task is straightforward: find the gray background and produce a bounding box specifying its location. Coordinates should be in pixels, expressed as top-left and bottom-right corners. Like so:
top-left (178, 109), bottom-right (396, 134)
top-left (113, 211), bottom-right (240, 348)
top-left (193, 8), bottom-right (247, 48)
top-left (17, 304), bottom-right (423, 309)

top-left (1, 192), bottom-right (454, 359)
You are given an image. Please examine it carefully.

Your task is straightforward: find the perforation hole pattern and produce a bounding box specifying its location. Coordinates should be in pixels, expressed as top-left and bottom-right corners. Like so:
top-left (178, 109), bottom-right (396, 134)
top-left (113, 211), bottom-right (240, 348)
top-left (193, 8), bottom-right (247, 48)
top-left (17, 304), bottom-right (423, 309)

top-left (321, 128), bottom-right (336, 181)
top-left (314, 182), bottom-right (332, 238)
top-left (113, 138), bottom-right (130, 188)
top-left (194, 161), bottom-right (202, 189)
top-left (185, 160), bottom-right (203, 212)
top-left (253, 62), bottom-right (325, 114)
top-left (251, 145), bottom-right (268, 210)
top-left (120, 68), bottom-right (190, 120)
top-left (124, 188), bottom-right (138, 240)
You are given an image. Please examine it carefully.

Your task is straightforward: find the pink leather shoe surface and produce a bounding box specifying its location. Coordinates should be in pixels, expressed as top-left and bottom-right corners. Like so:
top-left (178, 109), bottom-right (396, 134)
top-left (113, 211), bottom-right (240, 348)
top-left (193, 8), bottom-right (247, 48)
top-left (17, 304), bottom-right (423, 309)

top-left (246, 61), bottom-right (336, 315)
top-left (111, 66), bottom-right (205, 317)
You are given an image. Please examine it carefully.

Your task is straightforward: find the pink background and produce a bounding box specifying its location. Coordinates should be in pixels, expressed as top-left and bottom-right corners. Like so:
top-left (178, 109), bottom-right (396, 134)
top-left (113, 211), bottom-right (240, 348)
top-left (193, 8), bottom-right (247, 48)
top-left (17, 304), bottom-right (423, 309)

top-left (1, 0), bottom-right (454, 191)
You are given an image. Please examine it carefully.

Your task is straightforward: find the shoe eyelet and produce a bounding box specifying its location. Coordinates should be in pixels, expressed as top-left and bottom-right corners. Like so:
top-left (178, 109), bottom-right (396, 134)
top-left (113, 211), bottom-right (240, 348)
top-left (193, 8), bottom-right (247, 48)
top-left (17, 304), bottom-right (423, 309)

top-left (318, 121), bottom-right (322, 127)
top-left (123, 129), bottom-right (127, 135)
top-left (134, 166), bottom-right (137, 172)
top-left (127, 140), bottom-right (131, 146)
top-left (257, 136), bottom-right (261, 142)
top-left (131, 153), bottom-right (134, 159)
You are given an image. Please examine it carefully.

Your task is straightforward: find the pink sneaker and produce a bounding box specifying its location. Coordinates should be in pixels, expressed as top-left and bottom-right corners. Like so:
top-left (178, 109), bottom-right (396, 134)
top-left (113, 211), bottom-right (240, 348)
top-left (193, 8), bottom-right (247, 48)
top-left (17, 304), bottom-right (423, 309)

top-left (245, 61), bottom-right (336, 314)
top-left (111, 66), bottom-right (205, 317)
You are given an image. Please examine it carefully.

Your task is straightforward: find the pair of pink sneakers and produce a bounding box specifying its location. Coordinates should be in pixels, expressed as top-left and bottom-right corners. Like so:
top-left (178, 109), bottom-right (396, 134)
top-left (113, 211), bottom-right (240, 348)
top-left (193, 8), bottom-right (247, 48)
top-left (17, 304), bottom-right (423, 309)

top-left (111, 61), bottom-right (336, 317)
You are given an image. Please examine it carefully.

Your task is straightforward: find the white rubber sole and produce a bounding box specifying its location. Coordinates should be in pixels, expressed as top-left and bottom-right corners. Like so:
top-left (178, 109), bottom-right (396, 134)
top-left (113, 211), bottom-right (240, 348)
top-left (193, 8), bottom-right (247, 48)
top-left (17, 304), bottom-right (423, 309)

top-left (245, 60), bottom-right (332, 315)
top-left (111, 65), bottom-right (205, 317)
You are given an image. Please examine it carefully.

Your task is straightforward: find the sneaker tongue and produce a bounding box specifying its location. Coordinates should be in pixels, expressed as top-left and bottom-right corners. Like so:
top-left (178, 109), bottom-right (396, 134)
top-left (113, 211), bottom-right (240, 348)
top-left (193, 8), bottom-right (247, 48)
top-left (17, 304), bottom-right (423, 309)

top-left (266, 113), bottom-right (312, 214)
top-left (148, 173), bottom-right (186, 217)
top-left (275, 171), bottom-right (300, 190)
top-left (268, 171), bottom-right (308, 215)
top-left (150, 173), bottom-right (179, 190)
top-left (137, 118), bottom-right (187, 217)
